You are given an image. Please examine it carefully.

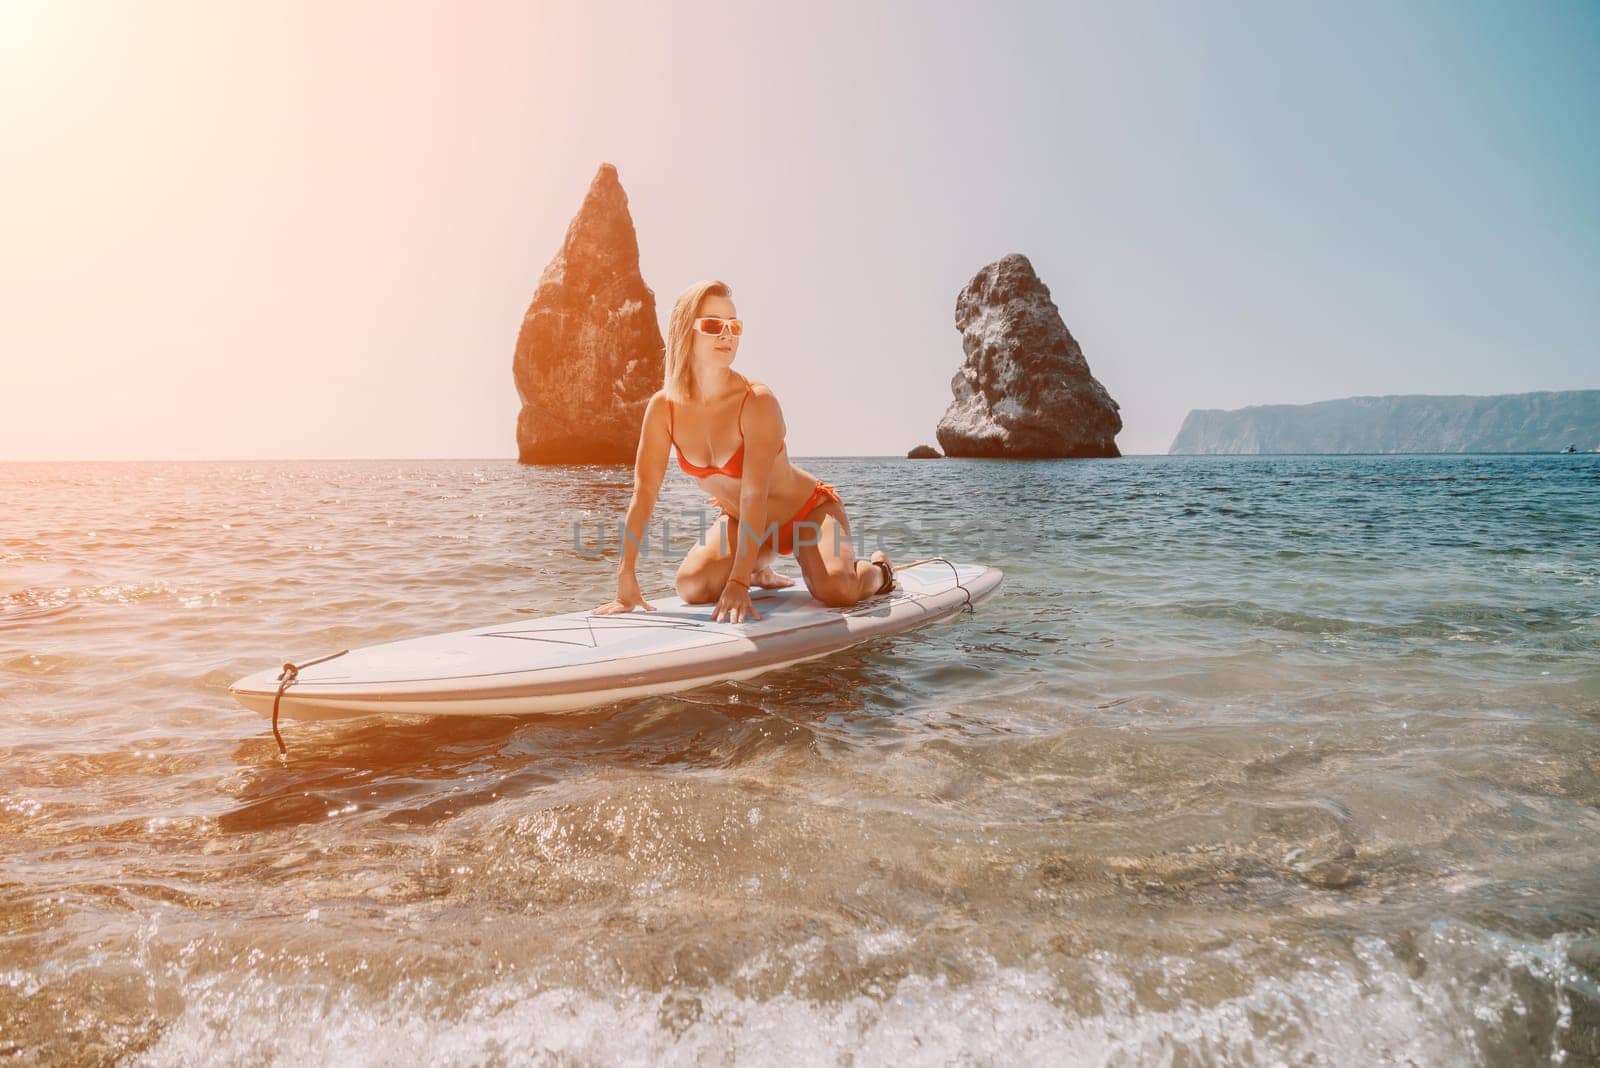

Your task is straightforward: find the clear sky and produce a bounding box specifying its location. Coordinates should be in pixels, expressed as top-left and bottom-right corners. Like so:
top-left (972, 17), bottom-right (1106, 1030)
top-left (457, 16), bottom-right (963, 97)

top-left (3, 0), bottom-right (1596, 460)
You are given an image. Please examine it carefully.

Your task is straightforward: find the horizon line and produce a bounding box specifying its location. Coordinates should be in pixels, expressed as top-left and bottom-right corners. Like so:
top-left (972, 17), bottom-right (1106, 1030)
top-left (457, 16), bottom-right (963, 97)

top-left (4, 451), bottom-right (1596, 464)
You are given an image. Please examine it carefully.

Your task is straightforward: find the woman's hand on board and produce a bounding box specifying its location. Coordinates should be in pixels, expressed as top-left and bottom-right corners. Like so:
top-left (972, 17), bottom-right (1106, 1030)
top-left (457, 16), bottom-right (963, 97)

top-left (593, 574), bottom-right (655, 615)
top-left (712, 579), bottom-right (762, 624)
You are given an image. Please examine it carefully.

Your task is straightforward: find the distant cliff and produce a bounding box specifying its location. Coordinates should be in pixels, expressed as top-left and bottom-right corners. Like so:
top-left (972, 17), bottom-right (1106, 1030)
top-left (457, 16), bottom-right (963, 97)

top-left (1169, 391), bottom-right (1600, 454)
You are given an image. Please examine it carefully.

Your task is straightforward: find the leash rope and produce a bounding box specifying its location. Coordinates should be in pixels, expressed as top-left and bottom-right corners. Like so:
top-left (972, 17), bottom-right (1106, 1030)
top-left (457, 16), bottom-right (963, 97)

top-left (271, 648), bottom-right (349, 756)
top-left (889, 556), bottom-right (975, 612)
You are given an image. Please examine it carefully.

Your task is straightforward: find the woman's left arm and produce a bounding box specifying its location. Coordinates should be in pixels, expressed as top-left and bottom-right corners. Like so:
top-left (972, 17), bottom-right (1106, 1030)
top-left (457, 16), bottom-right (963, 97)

top-left (714, 389), bottom-right (787, 623)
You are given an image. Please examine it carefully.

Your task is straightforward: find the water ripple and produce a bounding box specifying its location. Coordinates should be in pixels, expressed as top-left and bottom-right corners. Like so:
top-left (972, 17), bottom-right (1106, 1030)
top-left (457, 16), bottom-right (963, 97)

top-left (0, 454), bottom-right (1597, 1062)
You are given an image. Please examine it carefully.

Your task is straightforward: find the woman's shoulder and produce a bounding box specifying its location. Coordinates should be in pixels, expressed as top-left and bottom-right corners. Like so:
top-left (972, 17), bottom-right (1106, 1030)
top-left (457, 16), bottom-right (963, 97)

top-left (742, 380), bottom-right (784, 416)
top-left (740, 380), bottom-right (786, 439)
top-left (645, 389), bottom-right (675, 426)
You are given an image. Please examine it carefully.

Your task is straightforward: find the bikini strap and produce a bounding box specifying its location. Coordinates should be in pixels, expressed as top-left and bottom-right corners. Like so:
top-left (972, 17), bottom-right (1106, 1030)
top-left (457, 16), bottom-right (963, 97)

top-left (736, 383), bottom-right (753, 436)
top-left (666, 397), bottom-right (675, 445)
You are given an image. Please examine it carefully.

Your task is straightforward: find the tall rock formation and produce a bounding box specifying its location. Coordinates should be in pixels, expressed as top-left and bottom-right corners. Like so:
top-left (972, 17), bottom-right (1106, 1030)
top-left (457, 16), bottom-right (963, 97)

top-left (514, 164), bottom-right (664, 464)
top-left (1168, 391), bottom-right (1600, 454)
top-left (936, 254), bottom-right (1121, 458)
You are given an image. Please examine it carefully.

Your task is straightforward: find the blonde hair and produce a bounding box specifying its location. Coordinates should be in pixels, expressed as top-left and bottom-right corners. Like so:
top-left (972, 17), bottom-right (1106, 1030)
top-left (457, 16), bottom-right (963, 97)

top-left (664, 279), bottom-right (732, 402)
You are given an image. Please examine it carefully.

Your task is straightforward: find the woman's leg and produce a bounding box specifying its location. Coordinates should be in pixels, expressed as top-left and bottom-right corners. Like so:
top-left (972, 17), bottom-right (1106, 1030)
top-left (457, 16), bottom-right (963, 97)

top-left (675, 512), bottom-right (783, 604)
top-left (790, 499), bottom-right (891, 608)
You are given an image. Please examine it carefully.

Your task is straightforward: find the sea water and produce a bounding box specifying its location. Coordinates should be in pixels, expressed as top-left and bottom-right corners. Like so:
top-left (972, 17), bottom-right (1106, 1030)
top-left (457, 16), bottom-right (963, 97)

top-left (1, 454), bottom-right (1596, 1065)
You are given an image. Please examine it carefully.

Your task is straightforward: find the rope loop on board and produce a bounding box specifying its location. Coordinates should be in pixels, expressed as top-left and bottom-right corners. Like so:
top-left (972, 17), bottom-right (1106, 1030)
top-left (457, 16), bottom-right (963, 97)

top-left (879, 555), bottom-right (975, 613)
top-left (271, 649), bottom-right (349, 756)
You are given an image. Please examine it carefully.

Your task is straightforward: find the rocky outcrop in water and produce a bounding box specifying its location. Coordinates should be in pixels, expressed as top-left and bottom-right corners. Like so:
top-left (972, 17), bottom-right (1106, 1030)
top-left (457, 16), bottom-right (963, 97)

top-left (1168, 391), bottom-right (1600, 454)
top-left (935, 254), bottom-right (1122, 459)
top-left (907, 444), bottom-right (942, 459)
top-left (514, 163), bottom-right (664, 464)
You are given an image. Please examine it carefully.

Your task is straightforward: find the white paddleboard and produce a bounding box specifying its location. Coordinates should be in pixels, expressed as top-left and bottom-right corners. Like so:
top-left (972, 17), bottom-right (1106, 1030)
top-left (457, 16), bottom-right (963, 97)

top-left (230, 558), bottom-right (1002, 722)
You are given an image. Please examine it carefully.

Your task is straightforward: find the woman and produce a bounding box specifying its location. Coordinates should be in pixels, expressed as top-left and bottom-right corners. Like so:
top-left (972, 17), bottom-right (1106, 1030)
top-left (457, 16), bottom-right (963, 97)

top-left (594, 279), bottom-right (894, 624)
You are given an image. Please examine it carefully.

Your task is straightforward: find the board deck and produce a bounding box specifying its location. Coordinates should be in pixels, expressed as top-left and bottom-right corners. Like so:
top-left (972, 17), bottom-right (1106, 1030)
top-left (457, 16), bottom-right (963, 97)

top-left (230, 559), bottom-right (1002, 720)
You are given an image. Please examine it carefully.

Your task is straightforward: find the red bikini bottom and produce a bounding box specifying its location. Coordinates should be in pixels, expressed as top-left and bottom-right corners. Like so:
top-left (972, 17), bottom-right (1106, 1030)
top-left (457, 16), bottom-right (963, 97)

top-left (709, 480), bottom-right (842, 557)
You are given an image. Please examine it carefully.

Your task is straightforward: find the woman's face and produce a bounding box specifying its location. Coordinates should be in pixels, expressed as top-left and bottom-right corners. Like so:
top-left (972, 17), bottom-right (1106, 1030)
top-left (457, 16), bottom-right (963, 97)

top-left (691, 294), bottom-right (740, 369)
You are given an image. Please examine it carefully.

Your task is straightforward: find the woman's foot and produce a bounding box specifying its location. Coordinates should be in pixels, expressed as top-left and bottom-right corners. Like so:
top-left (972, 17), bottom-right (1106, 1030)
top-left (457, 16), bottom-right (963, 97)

top-left (868, 550), bottom-right (895, 596)
top-left (750, 564), bottom-right (796, 589)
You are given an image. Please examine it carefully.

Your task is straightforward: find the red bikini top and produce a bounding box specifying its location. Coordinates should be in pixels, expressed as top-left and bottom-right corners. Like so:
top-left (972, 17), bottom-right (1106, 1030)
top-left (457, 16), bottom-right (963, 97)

top-left (667, 384), bottom-right (783, 479)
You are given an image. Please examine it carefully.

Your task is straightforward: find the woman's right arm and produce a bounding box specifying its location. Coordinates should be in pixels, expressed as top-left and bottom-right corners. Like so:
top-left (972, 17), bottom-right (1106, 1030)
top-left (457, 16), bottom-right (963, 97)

top-left (594, 391), bottom-right (672, 615)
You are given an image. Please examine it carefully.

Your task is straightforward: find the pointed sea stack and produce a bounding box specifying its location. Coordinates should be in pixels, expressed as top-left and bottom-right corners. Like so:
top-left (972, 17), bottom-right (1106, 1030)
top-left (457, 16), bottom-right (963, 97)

top-left (514, 163), bottom-right (664, 464)
top-left (936, 254), bottom-right (1121, 458)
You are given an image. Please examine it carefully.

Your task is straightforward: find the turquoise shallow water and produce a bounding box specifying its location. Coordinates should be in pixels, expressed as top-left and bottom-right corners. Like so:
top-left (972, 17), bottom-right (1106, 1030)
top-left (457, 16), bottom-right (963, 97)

top-left (1, 454), bottom-right (1597, 1064)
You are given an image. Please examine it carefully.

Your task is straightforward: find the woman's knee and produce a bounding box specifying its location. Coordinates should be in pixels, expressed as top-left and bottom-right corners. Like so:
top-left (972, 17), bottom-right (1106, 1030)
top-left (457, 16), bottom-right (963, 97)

top-left (678, 578), bottom-right (720, 604)
top-left (676, 555), bottom-right (726, 604)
